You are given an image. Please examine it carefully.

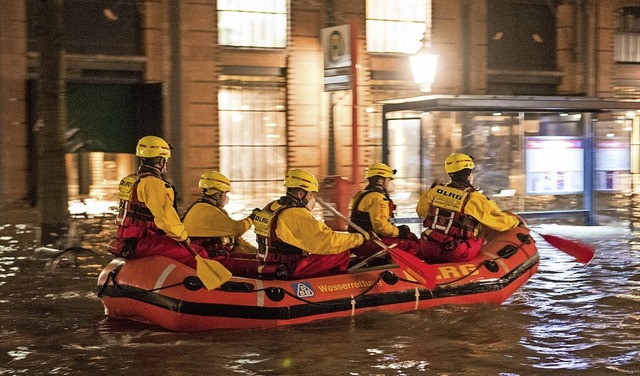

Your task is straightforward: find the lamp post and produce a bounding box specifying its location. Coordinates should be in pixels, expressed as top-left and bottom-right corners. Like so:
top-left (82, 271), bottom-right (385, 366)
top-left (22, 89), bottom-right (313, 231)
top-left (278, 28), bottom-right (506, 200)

top-left (409, 32), bottom-right (439, 92)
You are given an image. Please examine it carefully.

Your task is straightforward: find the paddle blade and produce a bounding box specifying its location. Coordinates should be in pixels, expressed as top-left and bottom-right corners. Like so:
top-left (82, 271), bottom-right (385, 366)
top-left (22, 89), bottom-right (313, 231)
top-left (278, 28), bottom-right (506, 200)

top-left (540, 234), bottom-right (595, 265)
top-left (195, 255), bottom-right (233, 290)
top-left (386, 247), bottom-right (438, 290)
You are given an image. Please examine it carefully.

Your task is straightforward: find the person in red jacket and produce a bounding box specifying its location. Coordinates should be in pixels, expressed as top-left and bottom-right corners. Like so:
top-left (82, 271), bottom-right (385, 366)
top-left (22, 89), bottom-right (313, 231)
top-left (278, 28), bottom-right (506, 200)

top-left (108, 135), bottom-right (208, 268)
top-left (416, 153), bottom-right (521, 263)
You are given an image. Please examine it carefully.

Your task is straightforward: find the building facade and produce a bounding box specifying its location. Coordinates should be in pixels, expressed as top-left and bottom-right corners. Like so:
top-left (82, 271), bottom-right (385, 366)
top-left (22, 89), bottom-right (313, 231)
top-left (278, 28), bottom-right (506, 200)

top-left (1, 0), bottom-right (640, 213)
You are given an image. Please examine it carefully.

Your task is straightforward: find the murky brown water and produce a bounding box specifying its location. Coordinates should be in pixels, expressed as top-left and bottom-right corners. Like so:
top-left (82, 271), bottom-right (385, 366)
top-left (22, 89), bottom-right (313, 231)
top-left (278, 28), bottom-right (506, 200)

top-left (0, 202), bottom-right (639, 376)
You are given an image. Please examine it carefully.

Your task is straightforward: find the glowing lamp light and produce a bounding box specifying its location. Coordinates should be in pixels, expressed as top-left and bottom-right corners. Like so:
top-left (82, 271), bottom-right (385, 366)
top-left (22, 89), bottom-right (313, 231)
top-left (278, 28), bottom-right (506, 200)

top-left (409, 32), bottom-right (439, 93)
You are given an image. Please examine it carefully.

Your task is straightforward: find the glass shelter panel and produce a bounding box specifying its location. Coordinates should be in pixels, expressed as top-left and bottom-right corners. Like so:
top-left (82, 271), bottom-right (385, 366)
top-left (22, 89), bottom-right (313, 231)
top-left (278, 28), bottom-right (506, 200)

top-left (594, 114), bottom-right (634, 221)
top-left (381, 96), bottom-right (640, 225)
top-left (386, 110), bottom-right (589, 222)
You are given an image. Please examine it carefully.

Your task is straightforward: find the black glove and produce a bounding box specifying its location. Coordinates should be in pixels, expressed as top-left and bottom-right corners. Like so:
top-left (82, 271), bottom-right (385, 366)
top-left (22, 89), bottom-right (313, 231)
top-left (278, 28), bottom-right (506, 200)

top-left (398, 225), bottom-right (412, 239)
top-left (249, 208), bottom-right (261, 221)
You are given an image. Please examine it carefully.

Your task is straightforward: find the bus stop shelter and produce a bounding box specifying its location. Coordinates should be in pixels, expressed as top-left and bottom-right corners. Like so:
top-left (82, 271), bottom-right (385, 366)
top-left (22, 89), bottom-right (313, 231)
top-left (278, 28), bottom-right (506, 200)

top-left (379, 95), bottom-right (640, 225)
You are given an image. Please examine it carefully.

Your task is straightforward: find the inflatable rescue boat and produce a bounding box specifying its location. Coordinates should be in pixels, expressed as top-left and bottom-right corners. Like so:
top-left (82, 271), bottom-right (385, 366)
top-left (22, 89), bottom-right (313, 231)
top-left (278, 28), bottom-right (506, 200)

top-left (97, 227), bottom-right (538, 331)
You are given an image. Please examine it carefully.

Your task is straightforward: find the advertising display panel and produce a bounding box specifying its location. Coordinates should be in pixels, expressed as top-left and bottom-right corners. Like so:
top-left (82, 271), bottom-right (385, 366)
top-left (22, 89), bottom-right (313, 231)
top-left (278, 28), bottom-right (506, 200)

top-left (525, 136), bottom-right (584, 194)
top-left (594, 138), bottom-right (630, 191)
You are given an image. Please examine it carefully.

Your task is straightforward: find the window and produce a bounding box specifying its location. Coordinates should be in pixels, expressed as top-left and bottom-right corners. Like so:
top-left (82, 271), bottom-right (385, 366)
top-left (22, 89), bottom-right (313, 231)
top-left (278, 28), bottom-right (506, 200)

top-left (366, 0), bottom-right (430, 54)
top-left (28, 0), bottom-right (142, 55)
top-left (219, 80), bottom-right (287, 197)
top-left (615, 7), bottom-right (640, 63)
top-left (487, 1), bottom-right (556, 71)
top-left (218, 0), bottom-right (287, 48)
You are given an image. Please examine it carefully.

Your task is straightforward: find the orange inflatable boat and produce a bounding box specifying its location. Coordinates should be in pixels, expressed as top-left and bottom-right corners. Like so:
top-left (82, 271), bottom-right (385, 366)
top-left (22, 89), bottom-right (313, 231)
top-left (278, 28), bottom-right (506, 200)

top-left (97, 227), bottom-right (538, 331)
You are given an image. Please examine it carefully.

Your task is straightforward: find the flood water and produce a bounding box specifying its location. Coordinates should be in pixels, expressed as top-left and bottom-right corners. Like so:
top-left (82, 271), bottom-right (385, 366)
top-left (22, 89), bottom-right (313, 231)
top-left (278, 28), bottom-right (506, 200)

top-left (0, 202), bottom-right (639, 375)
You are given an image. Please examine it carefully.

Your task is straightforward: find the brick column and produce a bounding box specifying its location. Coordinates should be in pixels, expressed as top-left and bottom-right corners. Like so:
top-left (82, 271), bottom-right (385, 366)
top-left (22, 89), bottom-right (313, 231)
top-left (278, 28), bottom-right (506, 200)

top-left (287, 1), bottom-right (324, 178)
top-left (181, 2), bottom-right (220, 204)
top-left (0, 1), bottom-right (28, 205)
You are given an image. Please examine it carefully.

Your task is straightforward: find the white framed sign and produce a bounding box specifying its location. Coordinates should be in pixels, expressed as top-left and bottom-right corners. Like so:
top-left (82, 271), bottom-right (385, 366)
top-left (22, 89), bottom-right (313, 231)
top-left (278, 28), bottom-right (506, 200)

top-left (525, 136), bottom-right (584, 195)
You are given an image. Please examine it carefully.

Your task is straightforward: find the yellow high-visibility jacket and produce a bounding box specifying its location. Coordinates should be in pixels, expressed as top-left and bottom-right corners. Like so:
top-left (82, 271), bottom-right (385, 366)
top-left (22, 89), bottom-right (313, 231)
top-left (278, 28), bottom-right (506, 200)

top-left (182, 201), bottom-right (257, 253)
top-left (183, 202), bottom-right (252, 238)
top-left (136, 176), bottom-right (188, 241)
top-left (266, 201), bottom-right (365, 255)
top-left (350, 190), bottom-right (399, 237)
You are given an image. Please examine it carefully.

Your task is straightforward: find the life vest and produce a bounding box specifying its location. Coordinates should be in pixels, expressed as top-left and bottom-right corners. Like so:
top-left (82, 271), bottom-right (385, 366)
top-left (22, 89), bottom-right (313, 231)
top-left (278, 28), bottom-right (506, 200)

top-left (422, 184), bottom-right (479, 249)
top-left (348, 188), bottom-right (396, 233)
top-left (181, 197), bottom-right (238, 256)
top-left (253, 198), bottom-right (307, 266)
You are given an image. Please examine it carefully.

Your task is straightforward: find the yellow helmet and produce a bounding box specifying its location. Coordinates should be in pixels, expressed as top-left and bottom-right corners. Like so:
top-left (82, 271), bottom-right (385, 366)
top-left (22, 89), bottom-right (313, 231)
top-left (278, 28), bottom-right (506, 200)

top-left (136, 136), bottom-right (171, 159)
top-left (445, 153), bottom-right (475, 174)
top-left (199, 171), bottom-right (231, 193)
top-left (365, 162), bottom-right (396, 179)
top-left (283, 169), bottom-right (319, 192)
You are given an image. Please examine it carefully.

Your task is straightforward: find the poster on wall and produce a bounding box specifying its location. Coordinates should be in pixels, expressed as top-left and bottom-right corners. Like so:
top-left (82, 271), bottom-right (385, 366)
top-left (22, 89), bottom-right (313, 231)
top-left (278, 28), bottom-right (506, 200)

top-left (595, 138), bottom-right (630, 191)
top-left (525, 136), bottom-right (584, 195)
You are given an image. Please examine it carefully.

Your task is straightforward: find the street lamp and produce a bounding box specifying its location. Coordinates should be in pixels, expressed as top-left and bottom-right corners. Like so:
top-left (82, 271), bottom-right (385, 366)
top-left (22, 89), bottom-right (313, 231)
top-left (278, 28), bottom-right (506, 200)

top-left (409, 31), bottom-right (439, 92)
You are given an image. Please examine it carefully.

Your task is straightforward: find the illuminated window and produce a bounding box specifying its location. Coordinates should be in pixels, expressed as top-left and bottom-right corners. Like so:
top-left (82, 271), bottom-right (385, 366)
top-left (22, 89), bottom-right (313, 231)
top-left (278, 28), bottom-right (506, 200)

top-left (219, 81), bottom-right (287, 197)
top-left (615, 7), bottom-right (640, 63)
top-left (218, 0), bottom-right (287, 48)
top-left (366, 0), bottom-right (430, 54)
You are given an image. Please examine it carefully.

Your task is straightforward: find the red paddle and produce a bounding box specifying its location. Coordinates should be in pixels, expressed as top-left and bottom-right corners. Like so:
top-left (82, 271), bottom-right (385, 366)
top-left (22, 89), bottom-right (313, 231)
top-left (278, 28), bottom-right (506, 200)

top-left (532, 231), bottom-right (596, 265)
top-left (318, 197), bottom-right (437, 289)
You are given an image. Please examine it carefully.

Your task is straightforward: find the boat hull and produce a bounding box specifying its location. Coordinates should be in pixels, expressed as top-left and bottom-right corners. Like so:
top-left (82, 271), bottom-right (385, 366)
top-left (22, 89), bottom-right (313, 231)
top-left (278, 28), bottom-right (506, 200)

top-left (97, 227), bottom-right (539, 331)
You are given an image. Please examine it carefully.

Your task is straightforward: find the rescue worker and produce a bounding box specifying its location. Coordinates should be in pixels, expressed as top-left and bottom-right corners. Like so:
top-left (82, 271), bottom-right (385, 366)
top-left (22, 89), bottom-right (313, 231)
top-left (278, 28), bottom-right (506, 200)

top-left (416, 153), bottom-right (521, 263)
top-left (348, 162), bottom-right (420, 260)
top-left (182, 171), bottom-right (258, 257)
top-left (108, 135), bottom-right (209, 268)
top-left (253, 168), bottom-right (367, 279)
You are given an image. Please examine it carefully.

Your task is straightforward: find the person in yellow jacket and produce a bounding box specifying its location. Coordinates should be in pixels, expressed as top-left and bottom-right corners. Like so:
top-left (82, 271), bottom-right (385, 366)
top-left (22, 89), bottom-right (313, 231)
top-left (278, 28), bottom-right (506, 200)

top-left (253, 168), bottom-right (367, 279)
top-left (416, 153), bottom-right (521, 263)
top-left (108, 135), bottom-right (209, 269)
top-left (348, 162), bottom-right (420, 261)
top-left (182, 171), bottom-right (258, 257)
